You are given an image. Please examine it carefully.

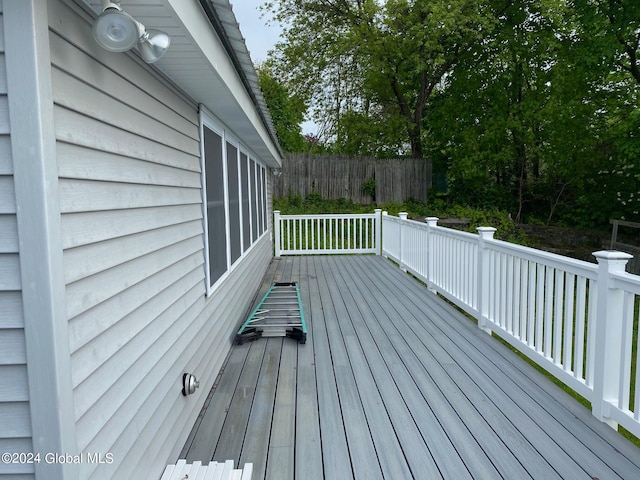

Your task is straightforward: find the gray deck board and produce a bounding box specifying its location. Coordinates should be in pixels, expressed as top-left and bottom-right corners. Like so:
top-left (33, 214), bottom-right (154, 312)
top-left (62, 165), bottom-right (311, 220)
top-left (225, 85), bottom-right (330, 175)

top-left (238, 338), bottom-right (282, 479)
top-left (362, 255), bottom-right (640, 479)
top-left (293, 258), bottom-right (324, 480)
top-left (181, 343), bottom-right (250, 462)
top-left (182, 255), bottom-right (640, 479)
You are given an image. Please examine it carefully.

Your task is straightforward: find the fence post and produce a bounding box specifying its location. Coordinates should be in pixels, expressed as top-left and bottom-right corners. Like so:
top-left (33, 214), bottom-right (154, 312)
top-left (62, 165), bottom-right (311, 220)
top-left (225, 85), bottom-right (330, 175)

top-left (476, 227), bottom-right (497, 334)
top-left (374, 209), bottom-right (382, 255)
top-left (274, 210), bottom-right (281, 257)
top-left (425, 217), bottom-right (438, 290)
top-left (591, 250), bottom-right (633, 429)
top-left (399, 212), bottom-right (408, 272)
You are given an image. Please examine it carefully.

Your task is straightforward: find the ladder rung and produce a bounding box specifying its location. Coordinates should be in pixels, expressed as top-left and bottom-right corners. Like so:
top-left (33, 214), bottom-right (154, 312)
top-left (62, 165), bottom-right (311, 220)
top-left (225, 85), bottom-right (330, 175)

top-left (236, 281), bottom-right (307, 344)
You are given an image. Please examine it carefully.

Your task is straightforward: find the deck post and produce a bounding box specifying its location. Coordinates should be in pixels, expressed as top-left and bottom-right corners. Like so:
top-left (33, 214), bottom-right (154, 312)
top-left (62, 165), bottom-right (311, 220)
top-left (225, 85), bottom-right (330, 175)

top-left (591, 250), bottom-right (633, 429)
top-left (425, 217), bottom-right (439, 292)
top-left (274, 210), bottom-right (281, 257)
top-left (374, 208), bottom-right (382, 255)
top-left (399, 212), bottom-right (408, 272)
top-left (477, 227), bottom-right (497, 334)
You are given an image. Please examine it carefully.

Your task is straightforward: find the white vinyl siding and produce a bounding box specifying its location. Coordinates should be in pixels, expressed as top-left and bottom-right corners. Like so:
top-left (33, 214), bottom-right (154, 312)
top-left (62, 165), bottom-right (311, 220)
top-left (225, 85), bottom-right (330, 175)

top-left (46, 1), bottom-right (275, 479)
top-left (0, 2), bottom-right (34, 478)
top-left (201, 111), bottom-right (270, 294)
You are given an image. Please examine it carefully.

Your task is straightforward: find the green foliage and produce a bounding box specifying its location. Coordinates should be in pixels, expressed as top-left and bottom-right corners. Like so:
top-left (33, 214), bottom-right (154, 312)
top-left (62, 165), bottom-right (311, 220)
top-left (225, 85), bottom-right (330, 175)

top-left (264, 0), bottom-right (640, 230)
top-left (257, 64), bottom-right (308, 153)
top-left (423, 0), bottom-right (640, 229)
top-left (274, 193), bottom-right (371, 215)
top-left (361, 177), bottom-right (376, 201)
top-left (264, 0), bottom-right (495, 158)
top-left (274, 195), bottom-right (523, 242)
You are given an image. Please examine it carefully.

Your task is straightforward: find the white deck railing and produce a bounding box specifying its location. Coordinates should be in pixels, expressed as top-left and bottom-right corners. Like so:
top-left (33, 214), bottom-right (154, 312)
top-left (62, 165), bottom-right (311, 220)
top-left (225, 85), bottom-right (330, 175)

top-left (273, 210), bottom-right (382, 256)
top-left (382, 212), bottom-right (640, 438)
top-left (273, 209), bottom-right (640, 437)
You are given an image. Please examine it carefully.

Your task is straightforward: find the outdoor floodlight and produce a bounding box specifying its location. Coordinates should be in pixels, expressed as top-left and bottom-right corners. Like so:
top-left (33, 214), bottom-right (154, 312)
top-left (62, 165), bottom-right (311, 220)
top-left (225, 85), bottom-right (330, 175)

top-left (137, 29), bottom-right (172, 63)
top-left (92, 1), bottom-right (170, 63)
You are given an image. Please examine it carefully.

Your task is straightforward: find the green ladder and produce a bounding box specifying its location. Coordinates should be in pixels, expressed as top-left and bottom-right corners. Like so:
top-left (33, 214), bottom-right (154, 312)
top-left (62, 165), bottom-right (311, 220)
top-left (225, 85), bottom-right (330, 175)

top-left (235, 282), bottom-right (307, 345)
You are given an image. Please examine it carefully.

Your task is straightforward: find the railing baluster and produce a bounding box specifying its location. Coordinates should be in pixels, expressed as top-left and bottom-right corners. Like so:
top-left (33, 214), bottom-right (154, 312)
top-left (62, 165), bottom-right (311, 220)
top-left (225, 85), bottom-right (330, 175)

top-left (506, 254), bottom-right (514, 333)
top-left (553, 269), bottom-right (564, 364)
top-left (574, 276), bottom-right (587, 379)
top-left (527, 260), bottom-right (536, 347)
top-left (619, 291), bottom-right (635, 410)
top-left (513, 257), bottom-right (521, 337)
top-left (563, 273), bottom-right (575, 371)
top-left (544, 267), bottom-right (554, 358)
top-left (498, 252), bottom-right (506, 328)
top-left (535, 264), bottom-right (545, 353)
top-left (635, 305), bottom-right (640, 421)
top-left (586, 278), bottom-right (598, 388)
top-left (518, 259), bottom-right (528, 341)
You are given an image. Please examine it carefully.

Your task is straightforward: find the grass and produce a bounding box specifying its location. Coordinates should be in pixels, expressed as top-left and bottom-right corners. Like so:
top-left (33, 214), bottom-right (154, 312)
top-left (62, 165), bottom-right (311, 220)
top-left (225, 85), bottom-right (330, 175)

top-left (274, 193), bottom-right (525, 243)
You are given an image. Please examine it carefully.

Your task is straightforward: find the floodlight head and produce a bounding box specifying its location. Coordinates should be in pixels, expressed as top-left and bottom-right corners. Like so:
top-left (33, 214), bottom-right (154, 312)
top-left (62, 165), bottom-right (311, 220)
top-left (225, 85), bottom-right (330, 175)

top-left (137, 29), bottom-right (171, 63)
top-left (92, 1), bottom-right (171, 63)
top-left (92, 5), bottom-right (141, 53)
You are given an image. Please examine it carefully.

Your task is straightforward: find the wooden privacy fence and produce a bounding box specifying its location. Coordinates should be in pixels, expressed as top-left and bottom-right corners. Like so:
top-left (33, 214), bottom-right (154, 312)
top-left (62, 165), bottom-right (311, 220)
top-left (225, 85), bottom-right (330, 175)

top-left (610, 219), bottom-right (640, 274)
top-left (273, 154), bottom-right (432, 204)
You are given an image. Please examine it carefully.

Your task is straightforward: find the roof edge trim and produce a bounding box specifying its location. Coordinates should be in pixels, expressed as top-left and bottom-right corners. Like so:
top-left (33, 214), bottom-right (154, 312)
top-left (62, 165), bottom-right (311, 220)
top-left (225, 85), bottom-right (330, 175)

top-left (198, 0), bottom-right (283, 160)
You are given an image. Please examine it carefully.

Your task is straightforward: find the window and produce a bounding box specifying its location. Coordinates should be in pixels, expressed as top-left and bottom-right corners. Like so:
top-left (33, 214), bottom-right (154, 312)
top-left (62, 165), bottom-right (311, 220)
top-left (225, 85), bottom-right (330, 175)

top-left (227, 141), bottom-right (241, 265)
top-left (260, 166), bottom-right (267, 234)
top-left (202, 124), bottom-right (226, 286)
top-left (200, 110), bottom-right (269, 293)
top-left (240, 152), bottom-right (251, 251)
top-left (250, 159), bottom-right (258, 243)
top-left (257, 164), bottom-right (264, 234)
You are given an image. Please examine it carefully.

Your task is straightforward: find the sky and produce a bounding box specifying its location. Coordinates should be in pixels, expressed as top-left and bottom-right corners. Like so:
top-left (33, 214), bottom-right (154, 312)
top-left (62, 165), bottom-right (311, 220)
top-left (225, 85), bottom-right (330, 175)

top-left (231, 0), bottom-right (279, 65)
top-left (231, 1), bottom-right (317, 135)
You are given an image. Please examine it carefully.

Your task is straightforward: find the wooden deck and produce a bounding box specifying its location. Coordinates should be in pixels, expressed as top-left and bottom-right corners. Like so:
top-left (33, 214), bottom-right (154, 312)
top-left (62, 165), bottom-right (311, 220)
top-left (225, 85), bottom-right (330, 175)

top-left (180, 255), bottom-right (640, 479)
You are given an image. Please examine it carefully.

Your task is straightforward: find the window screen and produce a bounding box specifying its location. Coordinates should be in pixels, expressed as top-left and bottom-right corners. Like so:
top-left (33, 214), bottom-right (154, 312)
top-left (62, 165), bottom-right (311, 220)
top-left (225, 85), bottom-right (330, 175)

top-left (257, 164), bottom-right (264, 234)
top-left (240, 152), bottom-right (251, 251)
top-left (250, 159), bottom-right (258, 242)
top-left (261, 166), bottom-right (267, 234)
top-left (203, 125), bottom-right (227, 285)
top-left (227, 142), bottom-right (241, 265)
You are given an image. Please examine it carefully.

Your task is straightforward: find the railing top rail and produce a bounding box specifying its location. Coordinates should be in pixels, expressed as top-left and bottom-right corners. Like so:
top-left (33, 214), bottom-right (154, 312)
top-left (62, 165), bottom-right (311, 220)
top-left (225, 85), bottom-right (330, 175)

top-left (427, 223), bottom-right (479, 241)
top-left (610, 269), bottom-right (640, 294)
top-left (277, 213), bottom-right (377, 219)
top-left (382, 214), bottom-right (476, 241)
top-left (382, 214), bottom-right (404, 223)
top-left (383, 211), bottom-right (599, 278)
top-left (485, 236), bottom-right (598, 278)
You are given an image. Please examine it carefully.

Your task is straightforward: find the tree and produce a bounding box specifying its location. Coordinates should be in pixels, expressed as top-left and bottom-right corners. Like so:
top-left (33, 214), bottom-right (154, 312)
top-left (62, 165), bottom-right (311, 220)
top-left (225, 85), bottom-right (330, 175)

top-left (264, 0), bottom-right (495, 158)
top-left (570, 0), bottom-right (640, 85)
top-left (257, 63), bottom-right (308, 152)
top-left (426, 0), bottom-right (640, 225)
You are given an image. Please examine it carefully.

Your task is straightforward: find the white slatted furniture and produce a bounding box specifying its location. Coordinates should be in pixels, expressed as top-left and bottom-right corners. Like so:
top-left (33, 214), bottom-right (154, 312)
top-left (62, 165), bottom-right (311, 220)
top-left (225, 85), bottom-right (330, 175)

top-left (161, 459), bottom-right (252, 480)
